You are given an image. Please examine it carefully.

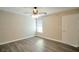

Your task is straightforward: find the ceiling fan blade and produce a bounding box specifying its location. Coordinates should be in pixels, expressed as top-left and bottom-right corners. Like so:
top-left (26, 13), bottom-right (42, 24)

top-left (39, 12), bottom-right (47, 15)
top-left (24, 12), bottom-right (32, 14)
top-left (23, 12), bottom-right (33, 16)
top-left (37, 14), bottom-right (47, 18)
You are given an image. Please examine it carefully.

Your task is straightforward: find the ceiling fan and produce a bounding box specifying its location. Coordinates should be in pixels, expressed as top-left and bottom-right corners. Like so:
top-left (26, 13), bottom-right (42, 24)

top-left (24, 7), bottom-right (47, 18)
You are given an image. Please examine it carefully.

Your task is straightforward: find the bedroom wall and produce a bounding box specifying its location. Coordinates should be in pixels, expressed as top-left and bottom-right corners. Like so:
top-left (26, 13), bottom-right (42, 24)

top-left (37, 14), bottom-right (61, 40)
top-left (37, 8), bottom-right (79, 42)
top-left (0, 10), bottom-right (35, 44)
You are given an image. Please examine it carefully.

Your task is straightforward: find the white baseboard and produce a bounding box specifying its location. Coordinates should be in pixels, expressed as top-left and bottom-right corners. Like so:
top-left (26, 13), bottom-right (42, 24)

top-left (0, 35), bottom-right (35, 45)
top-left (36, 34), bottom-right (78, 47)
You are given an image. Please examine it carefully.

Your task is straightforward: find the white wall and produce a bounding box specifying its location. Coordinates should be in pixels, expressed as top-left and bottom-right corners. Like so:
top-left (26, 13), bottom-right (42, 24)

top-left (0, 10), bottom-right (35, 44)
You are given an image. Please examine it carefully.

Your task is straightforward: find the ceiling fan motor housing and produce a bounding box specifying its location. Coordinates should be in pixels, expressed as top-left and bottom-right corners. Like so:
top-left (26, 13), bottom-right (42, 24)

top-left (33, 7), bottom-right (38, 14)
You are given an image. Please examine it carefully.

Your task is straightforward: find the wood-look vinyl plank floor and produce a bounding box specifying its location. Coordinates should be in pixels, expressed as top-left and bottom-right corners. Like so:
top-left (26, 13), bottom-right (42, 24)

top-left (0, 36), bottom-right (79, 52)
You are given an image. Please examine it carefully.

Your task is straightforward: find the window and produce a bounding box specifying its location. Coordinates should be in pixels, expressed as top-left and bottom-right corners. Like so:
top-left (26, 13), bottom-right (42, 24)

top-left (36, 18), bottom-right (43, 33)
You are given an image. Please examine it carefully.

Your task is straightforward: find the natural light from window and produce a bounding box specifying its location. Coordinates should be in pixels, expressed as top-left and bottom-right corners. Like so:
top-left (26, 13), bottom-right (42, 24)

top-left (32, 15), bottom-right (43, 33)
top-left (37, 18), bottom-right (43, 33)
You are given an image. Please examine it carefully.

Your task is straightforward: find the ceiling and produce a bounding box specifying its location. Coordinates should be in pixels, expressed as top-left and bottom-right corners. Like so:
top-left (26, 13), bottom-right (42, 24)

top-left (0, 7), bottom-right (77, 16)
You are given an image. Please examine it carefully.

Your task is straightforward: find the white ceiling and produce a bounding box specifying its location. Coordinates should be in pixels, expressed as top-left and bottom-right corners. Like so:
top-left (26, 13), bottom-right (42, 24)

top-left (0, 7), bottom-right (77, 16)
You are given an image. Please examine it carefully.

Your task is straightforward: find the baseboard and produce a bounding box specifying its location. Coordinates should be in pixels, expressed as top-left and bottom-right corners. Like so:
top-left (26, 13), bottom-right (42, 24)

top-left (36, 34), bottom-right (78, 47)
top-left (0, 35), bottom-right (35, 45)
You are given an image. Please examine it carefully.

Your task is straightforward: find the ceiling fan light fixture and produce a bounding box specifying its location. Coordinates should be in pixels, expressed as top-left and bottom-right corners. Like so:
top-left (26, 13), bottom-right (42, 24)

top-left (32, 14), bottom-right (39, 18)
